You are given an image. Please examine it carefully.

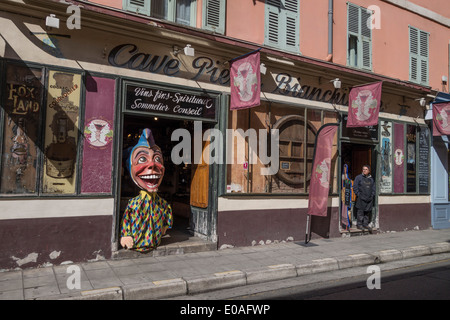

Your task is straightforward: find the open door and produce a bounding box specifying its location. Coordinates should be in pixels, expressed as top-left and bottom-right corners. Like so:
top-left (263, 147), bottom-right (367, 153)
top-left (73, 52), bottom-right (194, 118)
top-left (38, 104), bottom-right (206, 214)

top-left (190, 139), bottom-right (209, 208)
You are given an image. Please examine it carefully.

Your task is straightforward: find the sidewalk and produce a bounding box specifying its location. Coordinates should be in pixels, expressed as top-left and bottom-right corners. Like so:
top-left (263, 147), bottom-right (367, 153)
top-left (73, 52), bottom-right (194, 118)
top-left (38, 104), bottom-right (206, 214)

top-left (0, 228), bottom-right (449, 300)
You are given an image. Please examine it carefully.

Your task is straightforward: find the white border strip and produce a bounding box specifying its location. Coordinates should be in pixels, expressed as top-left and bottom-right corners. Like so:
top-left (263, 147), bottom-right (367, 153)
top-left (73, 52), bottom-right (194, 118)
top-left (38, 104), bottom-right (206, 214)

top-left (218, 195), bottom-right (430, 212)
top-left (0, 198), bottom-right (114, 220)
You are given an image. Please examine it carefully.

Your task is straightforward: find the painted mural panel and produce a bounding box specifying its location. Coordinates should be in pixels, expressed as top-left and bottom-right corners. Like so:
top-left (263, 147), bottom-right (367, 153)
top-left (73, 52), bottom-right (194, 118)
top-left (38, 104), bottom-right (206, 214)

top-left (0, 64), bottom-right (43, 194)
top-left (81, 76), bottom-right (115, 194)
top-left (42, 70), bottom-right (81, 194)
top-left (393, 123), bottom-right (405, 193)
top-left (379, 120), bottom-right (392, 193)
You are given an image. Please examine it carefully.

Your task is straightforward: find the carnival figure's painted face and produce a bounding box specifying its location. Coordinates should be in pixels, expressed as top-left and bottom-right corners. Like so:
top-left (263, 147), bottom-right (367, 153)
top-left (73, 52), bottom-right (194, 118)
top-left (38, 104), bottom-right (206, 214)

top-left (130, 146), bottom-right (165, 193)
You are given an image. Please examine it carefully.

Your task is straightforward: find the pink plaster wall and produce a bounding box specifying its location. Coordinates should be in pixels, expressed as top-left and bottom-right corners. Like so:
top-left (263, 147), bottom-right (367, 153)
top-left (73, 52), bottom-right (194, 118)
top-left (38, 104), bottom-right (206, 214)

top-left (90, 0), bottom-right (122, 9)
top-left (225, 0), bottom-right (265, 45)
top-left (328, 0), bottom-right (449, 90)
top-left (86, 0), bottom-right (449, 90)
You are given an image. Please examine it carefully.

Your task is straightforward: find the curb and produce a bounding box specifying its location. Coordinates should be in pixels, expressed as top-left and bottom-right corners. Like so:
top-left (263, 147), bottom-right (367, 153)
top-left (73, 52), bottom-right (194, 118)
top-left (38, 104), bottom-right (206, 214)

top-left (57, 241), bottom-right (450, 300)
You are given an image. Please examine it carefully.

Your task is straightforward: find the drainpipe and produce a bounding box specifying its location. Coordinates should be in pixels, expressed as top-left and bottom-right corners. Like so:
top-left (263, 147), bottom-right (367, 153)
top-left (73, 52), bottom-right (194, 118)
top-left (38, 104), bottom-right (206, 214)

top-left (326, 0), bottom-right (333, 62)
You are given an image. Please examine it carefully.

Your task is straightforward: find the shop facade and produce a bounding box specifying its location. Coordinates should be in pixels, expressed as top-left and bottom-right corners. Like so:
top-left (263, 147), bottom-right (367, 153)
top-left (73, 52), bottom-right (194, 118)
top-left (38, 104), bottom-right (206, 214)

top-left (0, 5), bottom-right (231, 269)
top-left (0, 2), bottom-right (434, 269)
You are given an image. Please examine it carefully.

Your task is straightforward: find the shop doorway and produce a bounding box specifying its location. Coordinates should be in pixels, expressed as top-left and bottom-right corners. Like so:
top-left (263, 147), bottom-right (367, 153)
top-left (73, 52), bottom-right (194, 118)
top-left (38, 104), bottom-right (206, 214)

top-left (340, 142), bottom-right (377, 230)
top-left (118, 115), bottom-right (212, 248)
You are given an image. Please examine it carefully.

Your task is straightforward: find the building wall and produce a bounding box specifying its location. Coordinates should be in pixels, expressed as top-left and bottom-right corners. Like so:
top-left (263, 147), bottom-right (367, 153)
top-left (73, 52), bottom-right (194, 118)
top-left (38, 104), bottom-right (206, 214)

top-left (85, 0), bottom-right (449, 93)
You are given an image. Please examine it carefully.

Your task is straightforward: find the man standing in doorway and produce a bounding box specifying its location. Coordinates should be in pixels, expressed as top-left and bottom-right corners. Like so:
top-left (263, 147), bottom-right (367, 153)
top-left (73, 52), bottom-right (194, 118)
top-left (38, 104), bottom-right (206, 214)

top-left (353, 165), bottom-right (376, 232)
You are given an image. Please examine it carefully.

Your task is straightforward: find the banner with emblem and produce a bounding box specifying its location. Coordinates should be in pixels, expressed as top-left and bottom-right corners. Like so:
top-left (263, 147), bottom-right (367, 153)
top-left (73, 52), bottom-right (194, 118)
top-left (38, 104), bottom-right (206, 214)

top-left (307, 124), bottom-right (338, 217)
top-left (347, 82), bottom-right (382, 128)
top-left (230, 49), bottom-right (261, 110)
top-left (432, 101), bottom-right (450, 136)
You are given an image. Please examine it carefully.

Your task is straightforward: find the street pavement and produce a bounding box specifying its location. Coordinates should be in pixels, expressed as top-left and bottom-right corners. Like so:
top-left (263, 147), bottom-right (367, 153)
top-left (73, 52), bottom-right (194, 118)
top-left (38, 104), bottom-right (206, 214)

top-left (0, 228), bottom-right (449, 300)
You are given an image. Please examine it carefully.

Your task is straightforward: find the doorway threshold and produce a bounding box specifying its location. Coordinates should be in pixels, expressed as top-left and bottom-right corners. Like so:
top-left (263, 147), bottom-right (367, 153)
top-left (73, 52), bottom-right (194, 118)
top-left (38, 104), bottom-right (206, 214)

top-left (341, 227), bottom-right (379, 236)
top-left (112, 228), bottom-right (217, 260)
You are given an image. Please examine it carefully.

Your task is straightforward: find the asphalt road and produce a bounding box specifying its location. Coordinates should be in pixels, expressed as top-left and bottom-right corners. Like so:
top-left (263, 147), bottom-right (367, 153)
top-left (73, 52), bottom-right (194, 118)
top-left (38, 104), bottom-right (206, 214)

top-left (171, 253), bottom-right (450, 300)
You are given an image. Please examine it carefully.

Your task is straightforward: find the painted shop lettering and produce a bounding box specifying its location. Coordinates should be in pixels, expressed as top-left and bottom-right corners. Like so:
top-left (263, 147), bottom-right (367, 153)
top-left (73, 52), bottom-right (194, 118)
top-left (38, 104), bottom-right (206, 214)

top-left (273, 73), bottom-right (348, 105)
top-left (108, 44), bottom-right (180, 76)
top-left (108, 44), bottom-right (230, 84)
top-left (8, 84), bottom-right (40, 115)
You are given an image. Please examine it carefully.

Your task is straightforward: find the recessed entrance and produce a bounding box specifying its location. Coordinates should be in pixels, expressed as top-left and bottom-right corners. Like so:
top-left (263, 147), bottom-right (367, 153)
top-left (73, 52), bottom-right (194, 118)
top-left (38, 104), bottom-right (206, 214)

top-left (340, 142), bottom-right (377, 232)
top-left (117, 115), bottom-right (215, 254)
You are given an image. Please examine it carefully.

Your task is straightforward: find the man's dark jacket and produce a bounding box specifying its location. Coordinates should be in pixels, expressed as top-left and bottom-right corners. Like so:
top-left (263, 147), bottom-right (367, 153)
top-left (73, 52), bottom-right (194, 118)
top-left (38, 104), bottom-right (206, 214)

top-left (353, 173), bottom-right (376, 211)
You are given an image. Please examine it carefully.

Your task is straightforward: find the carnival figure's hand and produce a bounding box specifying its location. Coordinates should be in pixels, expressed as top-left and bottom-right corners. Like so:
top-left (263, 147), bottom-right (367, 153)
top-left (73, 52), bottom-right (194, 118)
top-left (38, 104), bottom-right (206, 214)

top-left (120, 236), bottom-right (134, 249)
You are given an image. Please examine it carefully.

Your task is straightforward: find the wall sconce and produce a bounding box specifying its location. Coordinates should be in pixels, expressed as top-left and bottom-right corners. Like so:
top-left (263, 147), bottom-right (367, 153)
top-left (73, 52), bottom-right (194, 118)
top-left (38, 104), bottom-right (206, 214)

top-left (442, 75), bottom-right (448, 85)
top-left (45, 14), bottom-right (60, 29)
top-left (260, 63), bottom-right (267, 75)
top-left (173, 44), bottom-right (195, 57)
top-left (184, 44), bottom-right (195, 56)
top-left (331, 78), bottom-right (341, 89)
top-left (415, 97), bottom-right (426, 107)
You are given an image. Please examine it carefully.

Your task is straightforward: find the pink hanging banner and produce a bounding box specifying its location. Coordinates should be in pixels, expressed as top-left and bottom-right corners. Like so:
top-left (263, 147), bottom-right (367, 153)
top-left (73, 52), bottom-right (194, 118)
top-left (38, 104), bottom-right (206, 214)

top-left (230, 50), bottom-right (261, 110)
top-left (81, 76), bottom-right (116, 194)
top-left (393, 123), bottom-right (405, 193)
top-left (347, 82), bottom-right (382, 128)
top-left (307, 124), bottom-right (338, 217)
top-left (432, 102), bottom-right (450, 136)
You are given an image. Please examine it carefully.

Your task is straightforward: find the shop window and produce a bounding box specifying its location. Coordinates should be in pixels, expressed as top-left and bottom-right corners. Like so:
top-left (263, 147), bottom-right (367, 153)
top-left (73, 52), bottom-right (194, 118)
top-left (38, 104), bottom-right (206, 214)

top-left (42, 70), bottom-right (82, 194)
top-left (226, 103), bottom-right (338, 195)
top-left (406, 125), bottom-right (416, 193)
top-left (0, 63), bottom-right (116, 197)
top-left (123, 0), bottom-right (198, 27)
top-left (389, 122), bottom-right (430, 195)
top-left (0, 64), bottom-right (43, 195)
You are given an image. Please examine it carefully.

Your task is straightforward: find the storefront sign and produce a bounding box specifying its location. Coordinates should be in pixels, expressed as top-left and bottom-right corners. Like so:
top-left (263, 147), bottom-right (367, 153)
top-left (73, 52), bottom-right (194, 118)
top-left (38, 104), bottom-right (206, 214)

top-left (125, 84), bottom-right (216, 120)
top-left (109, 44), bottom-right (230, 85)
top-left (341, 116), bottom-right (378, 141)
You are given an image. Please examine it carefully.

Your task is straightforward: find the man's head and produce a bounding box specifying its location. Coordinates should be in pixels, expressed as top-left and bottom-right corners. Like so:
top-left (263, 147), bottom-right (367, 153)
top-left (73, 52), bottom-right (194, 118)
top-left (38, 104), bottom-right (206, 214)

top-left (362, 165), bottom-right (371, 175)
top-left (127, 128), bottom-right (165, 193)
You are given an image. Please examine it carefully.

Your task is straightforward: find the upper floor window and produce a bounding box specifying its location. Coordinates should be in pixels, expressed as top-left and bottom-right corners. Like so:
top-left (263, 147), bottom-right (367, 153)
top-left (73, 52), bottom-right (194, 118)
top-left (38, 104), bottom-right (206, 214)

top-left (123, 0), bottom-right (197, 27)
top-left (264, 0), bottom-right (300, 53)
top-left (347, 2), bottom-right (372, 71)
top-left (409, 26), bottom-right (429, 86)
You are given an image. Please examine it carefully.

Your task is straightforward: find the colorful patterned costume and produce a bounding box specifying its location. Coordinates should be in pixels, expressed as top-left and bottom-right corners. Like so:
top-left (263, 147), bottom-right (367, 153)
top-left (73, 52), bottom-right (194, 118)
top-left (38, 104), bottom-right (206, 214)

top-left (121, 190), bottom-right (173, 252)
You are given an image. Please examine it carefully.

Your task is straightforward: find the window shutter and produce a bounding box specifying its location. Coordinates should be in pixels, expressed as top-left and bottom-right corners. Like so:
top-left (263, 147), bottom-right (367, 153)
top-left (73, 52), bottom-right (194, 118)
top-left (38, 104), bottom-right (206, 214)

top-left (419, 30), bottom-right (429, 85)
top-left (361, 8), bottom-right (372, 69)
top-left (265, 0), bottom-right (281, 47)
top-left (284, 0), bottom-right (300, 52)
top-left (123, 0), bottom-right (150, 15)
top-left (348, 3), bottom-right (359, 36)
top-left (409, 26), bottom-right (429, 85)
top-left (203, 0), bottom-right (226, 34)
top-left (409, 26), bottom-right (419, 82)
top-left (265, 0), bottom-right (299, 53)
top-left (347, 3), bottom-right (372, 70)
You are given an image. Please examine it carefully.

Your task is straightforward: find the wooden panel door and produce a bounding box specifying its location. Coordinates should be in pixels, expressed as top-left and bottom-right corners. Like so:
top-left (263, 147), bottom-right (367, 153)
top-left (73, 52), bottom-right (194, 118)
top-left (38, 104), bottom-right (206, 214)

top-left (190, 140), bottom-right (209, 208)
top-left (351, 146), bottom-right (371, 179)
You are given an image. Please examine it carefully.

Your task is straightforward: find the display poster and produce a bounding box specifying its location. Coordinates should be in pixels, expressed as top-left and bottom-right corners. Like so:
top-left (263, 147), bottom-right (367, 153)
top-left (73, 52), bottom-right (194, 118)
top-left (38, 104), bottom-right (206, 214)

top-left (42, 70), bottom-right (81, 194)
top-left (0, 64), bottom-right (43, 194)
top-left (393, 123), bottom-right (405, 193)
top-left (81, 76), bottom-right (116, 194)
top-left (380, 121), bottom-right (392, 193)
top-left (418, 126), bottom-right (430, 194)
